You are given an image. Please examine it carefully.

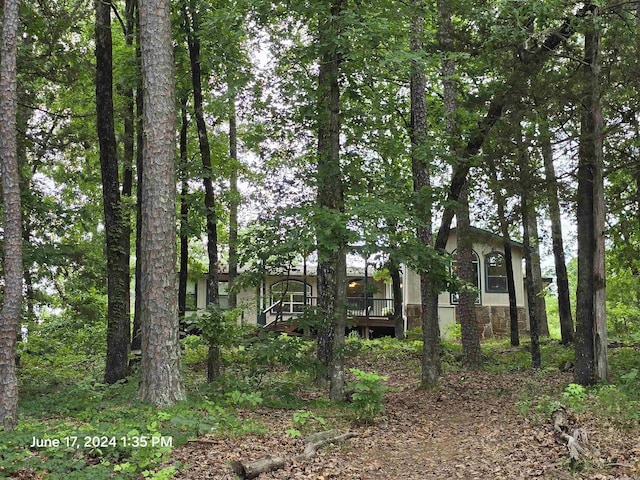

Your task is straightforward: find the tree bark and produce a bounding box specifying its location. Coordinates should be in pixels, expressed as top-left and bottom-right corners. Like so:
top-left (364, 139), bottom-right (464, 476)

top-left (228, 90), bottom-right (239, 310)
top-left (178, 99), bottom-right (189, 318)
top-left (410, 0), bottom-right (440, 388)
top-left (131, 4), bottom-right (143, 354)
top-left (95, 0), bottom-right (130, 384)
top-left (138, 0), bottom-right (185, 406)
top-left (575, 7), bottom-right (608, 384)
top-left (316, 0), bottom-right (347, 401)
top-left (0, 0), bottom-right (22, 432)
top-left (526, 206), bottom-right (549, 336)
top-left (486, 154), bottom-right (520, 346)
top-left (457, 184), bottom-right (482, 369)
top-left (389, 260), bottom-right (404, 339)
top-left (182, 0), bottom-right (221, 381)
top-left (522, 194), bottom-right (541, 369)
top-left (518, 119), bottom-right (541, 369)
top-left (438, 0), bottom-right (481, 367)
top-left (540, 119), bottom-right (574, 344)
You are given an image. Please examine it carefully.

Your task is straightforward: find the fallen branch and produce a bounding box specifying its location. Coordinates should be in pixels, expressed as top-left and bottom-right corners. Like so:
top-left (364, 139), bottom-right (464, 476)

top-left (552, 408), bottom-right (592, 464)
top-left (229, 429), bottom-right (358, 479)
top-left (186, 438), bottom-right (218, 445)
top-left (295, 429), bottom-right (359, 461)
top-left (230, 455), bottom-right (286, 480)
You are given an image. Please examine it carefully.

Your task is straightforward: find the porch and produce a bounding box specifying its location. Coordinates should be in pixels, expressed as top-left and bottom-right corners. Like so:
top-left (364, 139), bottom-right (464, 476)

top-left (261, 297), bottom-right (397, 337)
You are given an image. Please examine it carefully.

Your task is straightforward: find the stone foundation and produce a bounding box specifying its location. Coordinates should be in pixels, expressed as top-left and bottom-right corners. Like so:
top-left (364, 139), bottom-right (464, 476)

top-left (463, 305), bottom-right (528, 339)
top-left (405, 304), bottom-right (529, 339)
top-left (406, 304), bottom-right (422, 331)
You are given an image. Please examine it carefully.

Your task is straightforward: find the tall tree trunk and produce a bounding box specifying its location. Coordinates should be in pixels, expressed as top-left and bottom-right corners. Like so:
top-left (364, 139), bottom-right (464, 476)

top-left (0, 0), bottom-right (22, 432)
top-left (575, 6), bottom-right (608, 384)
top-left (486, 154), bottom-right (520, 346)
top-left (138, 0), bottom-right (185, 406)
top-left (526, 200), bottom-right (549, 336)
top-left (316, 0), bottom-right (347, 401)
top-left (389, 259), bottom-right (404, 339)
top-left (540, 119), bottom-right (574, 344)
top-left (228, 90), bottom-right (239, 310)
top-left (410, 0), bottom-right (439, 388)
top-left (517, 118), bottom-right (541, 368)
top-left (522, 195), bottom-right (541, 369)
top-left (438, 0), bottom-right (481, 367)
top-left (457, 184), bottom-right (482, 369)
top-left (182, 1), bottom-right (221, 382)
top-left (178, 99), bottom-right (189, 318)
top-left (96, 0), bottom-right (131, 384)
top-left (22, 225), bottom-right (36, 323)
top-left (131, 5), bottom-right (143, 354)
top-left (122, 0), bottom-right (135, 200)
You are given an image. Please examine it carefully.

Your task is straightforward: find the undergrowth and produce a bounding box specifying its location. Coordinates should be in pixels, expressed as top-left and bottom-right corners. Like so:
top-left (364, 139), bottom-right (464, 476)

top-left (9, 319), bottom-right (640, 478)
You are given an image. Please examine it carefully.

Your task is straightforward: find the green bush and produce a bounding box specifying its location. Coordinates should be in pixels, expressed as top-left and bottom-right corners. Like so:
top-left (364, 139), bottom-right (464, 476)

top-left (346, 368), bottom-right (388, 424)
top-left (562, 383), bottom-right (587, 414)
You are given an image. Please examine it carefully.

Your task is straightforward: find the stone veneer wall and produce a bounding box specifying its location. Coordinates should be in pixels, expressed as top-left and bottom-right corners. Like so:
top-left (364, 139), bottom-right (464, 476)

top-left (468, 305), bottom-right (528, 339)
top-left (405, 304), bottom-right (529, 339)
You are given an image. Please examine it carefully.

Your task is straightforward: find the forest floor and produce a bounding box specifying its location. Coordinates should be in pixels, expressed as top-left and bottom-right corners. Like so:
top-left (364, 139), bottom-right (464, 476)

top-left (170, 348), bottom-right (640, 480)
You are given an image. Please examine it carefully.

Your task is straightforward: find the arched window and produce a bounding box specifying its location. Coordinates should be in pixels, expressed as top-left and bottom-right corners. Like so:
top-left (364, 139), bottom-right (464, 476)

top-left (270, 280), bottom-right (312, 314)
top-left (485, 251), bottom-right (508, 293)
top-left (450, 249), bottom-right (481, 305)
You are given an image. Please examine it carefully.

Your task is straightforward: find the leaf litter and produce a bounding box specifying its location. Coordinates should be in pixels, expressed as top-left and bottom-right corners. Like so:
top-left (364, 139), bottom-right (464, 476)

top-left (170, 353), bottom-right (640, 479)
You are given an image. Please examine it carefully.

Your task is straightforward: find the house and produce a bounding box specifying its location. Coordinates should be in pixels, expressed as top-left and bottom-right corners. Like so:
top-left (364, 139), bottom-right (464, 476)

top-left (403, 227), bottom-right (530, 338)
top-left (187, 227), bottom-right (532, 338)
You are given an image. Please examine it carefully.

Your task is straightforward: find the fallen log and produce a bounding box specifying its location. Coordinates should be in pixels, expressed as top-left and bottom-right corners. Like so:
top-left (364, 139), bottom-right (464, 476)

top-left (552, 408), bottom-right (592, 465)
top-left (296, 429), bottom-right (359, 461)
top-left (230, 455), bottom-right (286, 480)
top-left (229, 429), bottom-right (358, 479)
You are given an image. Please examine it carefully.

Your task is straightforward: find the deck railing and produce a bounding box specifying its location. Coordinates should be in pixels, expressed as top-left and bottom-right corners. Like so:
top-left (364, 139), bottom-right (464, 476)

top-left (262, 297), bottom-right (395, 319)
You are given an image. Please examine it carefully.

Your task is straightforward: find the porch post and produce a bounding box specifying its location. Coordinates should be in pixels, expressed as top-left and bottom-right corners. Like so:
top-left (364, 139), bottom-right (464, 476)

top-left (303, 255), bottom-right (307, 306)
top-left (364, 254), bottom-right (370, 323)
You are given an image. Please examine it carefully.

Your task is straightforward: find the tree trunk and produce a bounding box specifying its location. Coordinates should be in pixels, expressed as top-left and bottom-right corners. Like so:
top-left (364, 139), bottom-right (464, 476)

top-left (526, 207), bottom-right (549, 336)
top-left (575, 7), bottom-right (608, 384)
top-left (316, 0), bottom-right (347, 401)
top-left (228, 90), bottom-right (239, 310)
top-left (389, 260), bottom-right (404, 339)
top-left (457, 184), bottom-right (482, 369)
top-left (410, 0), bottom-right (439, 388)
top-left (183, 0), bottom-right (221, 380)
top-left (138, 0), bottom-right (185, 406)
top-left (518, 118), bottom-right (541, 369)
top-left (96, 0), bottom-right (130, 384)
top-left (0, 0), bottom-right (22, 432)
top-left (486, 154), bottom-right (520, 346)
top-left (178, 99), bottom-right (189, 319)
top-left (540, 119), bottom-right (574, 344)
top-left (439, 0), bottom-right (482, 365)
top-left (131, 5), bottom-right (143, 354)
top-left (523, 195), bottom-right (541, 369)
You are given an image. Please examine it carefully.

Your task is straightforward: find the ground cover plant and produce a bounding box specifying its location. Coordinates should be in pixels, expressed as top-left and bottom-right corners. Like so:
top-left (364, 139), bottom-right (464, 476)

top-left (5, 319), bottom-right (640, 479)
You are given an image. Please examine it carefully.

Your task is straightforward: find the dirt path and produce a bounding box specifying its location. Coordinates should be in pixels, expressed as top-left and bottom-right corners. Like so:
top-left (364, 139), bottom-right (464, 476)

top-left (171, 361), bottom-right (640, 479)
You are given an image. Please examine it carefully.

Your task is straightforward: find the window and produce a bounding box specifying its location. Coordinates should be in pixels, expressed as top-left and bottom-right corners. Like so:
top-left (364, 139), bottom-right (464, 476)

top-left (205, 280), bottom-right (229, 309)
top-left (186, 282), bottom-right (197, 311)
top-left (270, 280), bottom-right (312, 314)
top-left (219, 281), bottom-right (229, 309)
top-left (450, 249), bottom-right (481, 305)
top-left (485, 251), bottom-right (508, 293)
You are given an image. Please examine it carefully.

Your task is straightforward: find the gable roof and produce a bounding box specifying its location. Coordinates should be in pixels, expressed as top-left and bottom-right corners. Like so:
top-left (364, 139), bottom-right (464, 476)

top-left (448, 226), bottom-right (525, 250)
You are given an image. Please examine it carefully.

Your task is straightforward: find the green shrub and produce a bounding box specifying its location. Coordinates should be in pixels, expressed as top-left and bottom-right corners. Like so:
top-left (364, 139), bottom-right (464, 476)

top-left (346, 368), bottom-right (388, 424)
top-left (562, 383), bottom-right (587, 414)
top-left (444, 322), bottom-right (462, 340)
